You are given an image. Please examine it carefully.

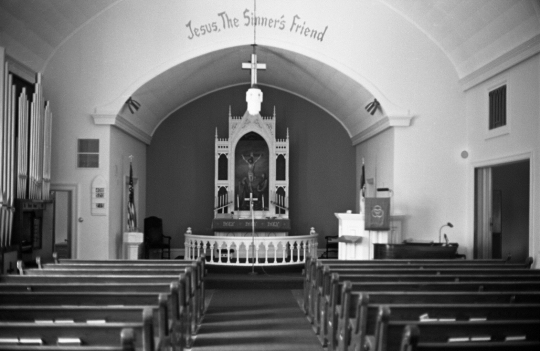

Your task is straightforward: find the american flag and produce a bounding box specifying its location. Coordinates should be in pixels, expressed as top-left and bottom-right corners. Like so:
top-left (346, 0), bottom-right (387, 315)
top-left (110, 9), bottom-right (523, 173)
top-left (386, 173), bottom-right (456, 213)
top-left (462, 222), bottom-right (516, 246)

top-left (360, 160), bottom-right (366, 197)
top-left (127, 161), bottom-right (137, 231)
top-left (360, 159), bottom-right (366, 213)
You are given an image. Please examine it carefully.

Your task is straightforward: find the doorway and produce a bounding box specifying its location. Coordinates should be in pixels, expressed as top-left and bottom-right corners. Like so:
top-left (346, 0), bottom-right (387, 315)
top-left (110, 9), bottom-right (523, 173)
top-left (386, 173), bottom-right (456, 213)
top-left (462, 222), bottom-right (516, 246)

top-left (50, 184), bottom-right (78, 259)
top-left (474, 159), bottom-right (530, 261)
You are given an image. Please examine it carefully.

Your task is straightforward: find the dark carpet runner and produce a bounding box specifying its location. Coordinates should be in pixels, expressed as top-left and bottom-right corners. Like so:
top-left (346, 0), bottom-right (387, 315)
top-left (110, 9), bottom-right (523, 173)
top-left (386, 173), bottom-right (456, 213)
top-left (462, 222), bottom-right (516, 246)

top-left (191, 289), bottom-right (324, 351)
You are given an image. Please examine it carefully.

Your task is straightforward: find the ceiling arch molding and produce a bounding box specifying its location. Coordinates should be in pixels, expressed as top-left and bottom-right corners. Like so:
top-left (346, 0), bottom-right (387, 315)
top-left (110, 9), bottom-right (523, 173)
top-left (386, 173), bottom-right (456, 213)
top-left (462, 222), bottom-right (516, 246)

top-left (92, 44), bottom-right (412, 145)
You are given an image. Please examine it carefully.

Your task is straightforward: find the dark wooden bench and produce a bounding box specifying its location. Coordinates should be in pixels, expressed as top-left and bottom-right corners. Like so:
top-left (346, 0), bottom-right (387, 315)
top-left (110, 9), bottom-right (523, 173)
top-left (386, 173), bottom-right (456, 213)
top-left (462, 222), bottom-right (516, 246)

top-left (309, 269), bottom-right (540, 333)
top-left (401, 324), bottom-right (540, 350)
top-left (0, 327), bottom-right (136, 351)
top-left (319, 280), bottom-right (540, 349)
top-left (0, 289), bottom-right (187, 349)
top-left (336, 289), bottom-right (540, 351)
top-left (303, 256), bottom-right (533, 290)
top-left (13, 263), bottom-right (202, 331)
top-left (371, 306), bottom-right (540, 351)
top-left (303, 257), bottom-right (534, 318)
top-left (0, 274), bottom-right (195, 332)
top-left (35, 255), bottom-right (206, 322)
top-left (0, 308), bottom-right (156, 351)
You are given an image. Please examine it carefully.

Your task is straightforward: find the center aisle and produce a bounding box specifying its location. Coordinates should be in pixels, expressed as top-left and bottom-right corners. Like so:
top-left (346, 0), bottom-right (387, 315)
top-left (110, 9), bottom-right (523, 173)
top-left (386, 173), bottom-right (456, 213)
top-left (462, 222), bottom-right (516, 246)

top-left (191, 289), bottom-right (324, 351)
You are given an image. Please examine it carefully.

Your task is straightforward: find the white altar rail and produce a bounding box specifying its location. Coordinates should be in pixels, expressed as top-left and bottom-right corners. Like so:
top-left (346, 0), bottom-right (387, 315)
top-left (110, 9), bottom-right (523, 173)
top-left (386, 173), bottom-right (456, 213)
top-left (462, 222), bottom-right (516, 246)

top-left (185, 233), bottom-right (318, 266)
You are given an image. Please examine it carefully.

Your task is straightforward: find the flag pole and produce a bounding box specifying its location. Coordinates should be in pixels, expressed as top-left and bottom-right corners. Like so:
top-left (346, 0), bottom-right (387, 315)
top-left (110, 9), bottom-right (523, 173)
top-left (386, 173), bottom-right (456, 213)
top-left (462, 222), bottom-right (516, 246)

top-left (127, 155), bottom-right (137, 232)
top-left (248, 192), bottom-right (258, 275)
top-left (360, 158), bottom-right (366, 214)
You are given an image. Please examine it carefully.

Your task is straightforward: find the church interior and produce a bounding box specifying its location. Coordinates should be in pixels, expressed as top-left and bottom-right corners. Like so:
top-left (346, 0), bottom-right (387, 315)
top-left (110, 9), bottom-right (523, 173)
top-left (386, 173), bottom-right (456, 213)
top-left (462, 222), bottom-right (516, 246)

top-left (1, 0), bottom-right (539, 267)
top-left (2, 1), bottom-right (540, 350)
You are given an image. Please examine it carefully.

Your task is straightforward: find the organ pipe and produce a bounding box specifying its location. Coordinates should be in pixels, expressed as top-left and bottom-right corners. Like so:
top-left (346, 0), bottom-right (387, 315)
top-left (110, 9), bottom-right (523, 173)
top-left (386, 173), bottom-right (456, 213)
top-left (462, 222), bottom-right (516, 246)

top-left (0, 61), bottom-right (53, 248)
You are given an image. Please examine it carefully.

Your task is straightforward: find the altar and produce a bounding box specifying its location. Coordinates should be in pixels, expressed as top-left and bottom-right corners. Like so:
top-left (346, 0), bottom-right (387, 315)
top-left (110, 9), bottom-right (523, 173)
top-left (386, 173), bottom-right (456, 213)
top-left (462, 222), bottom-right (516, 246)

top-left (183, 45), bottom-right (319, 266)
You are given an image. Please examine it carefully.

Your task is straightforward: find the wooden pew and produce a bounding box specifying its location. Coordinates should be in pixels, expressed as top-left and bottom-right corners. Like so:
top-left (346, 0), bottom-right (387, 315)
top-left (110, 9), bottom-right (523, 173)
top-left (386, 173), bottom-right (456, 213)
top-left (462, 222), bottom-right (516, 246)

top-left (41, 254), bottom-right (206, 315)
top-left (304, 257), bottom-right (533, 296)
top-left (311, 269), bottom-right (540, 337)
top-left (306, 256), bottom-right (533, 267)
top-left (0, 305), bottom-right (182, 351)
top-left (0, 308), bottom-right (156, 351)
top-left (30, 258), bottom-right (204, 321)
top-left (371, 306), bottom-right (540, 351)
top-left (15, 263), bottom-right (202, 332)
top-left (310, 256), bottom-right (533, 267)
top-left (321, 278), bottom-right (540, 349)
top-left (311, 267), bottom-right (540, 318)
top-left (47, 253), bottom-right (206, 303)
top-left (0, 327), bottom-right (136, 351)
top-left (305, 257), bottom-right (540, 350)
top-left (303, 256), bottom-right (533, 295)
top-left (303, 257), bottom-right (534, 318)
top-left (338, 289), bottom-right (540, 351)
top-left (0, 289), bottom-right (185, 350)
top-left (401, 324), bottom-right (540, 351)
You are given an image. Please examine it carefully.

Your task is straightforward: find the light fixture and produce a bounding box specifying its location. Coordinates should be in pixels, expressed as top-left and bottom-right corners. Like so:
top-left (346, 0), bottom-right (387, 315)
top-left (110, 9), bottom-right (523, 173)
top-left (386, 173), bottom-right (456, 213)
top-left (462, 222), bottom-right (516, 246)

top-left (126, 97), bottom-right (140, 114)
top-left (365, 98), bottom-right (380, 115)
top-left (439, 222), bottom-right (453, 243)
top-left (243, 0), bottom-right (265, 116)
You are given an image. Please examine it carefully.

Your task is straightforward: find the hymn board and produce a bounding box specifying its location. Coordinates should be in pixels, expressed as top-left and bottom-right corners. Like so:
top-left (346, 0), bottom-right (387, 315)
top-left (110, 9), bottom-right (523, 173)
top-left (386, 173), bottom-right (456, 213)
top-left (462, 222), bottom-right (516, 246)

top-left (213, 46), bottom-right (290, 230)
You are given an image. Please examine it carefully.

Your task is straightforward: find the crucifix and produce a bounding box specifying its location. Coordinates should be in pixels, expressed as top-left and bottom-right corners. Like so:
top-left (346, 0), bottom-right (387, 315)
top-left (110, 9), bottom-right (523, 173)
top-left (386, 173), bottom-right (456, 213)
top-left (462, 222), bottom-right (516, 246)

top-left (242, 44), bottom-right (266, 87)
top-left (244, 192), bottom-right (258, 274)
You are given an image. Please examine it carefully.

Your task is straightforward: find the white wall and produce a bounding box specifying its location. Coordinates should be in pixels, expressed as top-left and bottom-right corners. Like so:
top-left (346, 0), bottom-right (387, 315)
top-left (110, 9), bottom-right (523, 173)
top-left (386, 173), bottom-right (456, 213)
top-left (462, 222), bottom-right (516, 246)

top-left (356, 128), bottom-right (395, 212)
top-left (466, 55), bottom-right (540, 265)
top-left (36, 0), bottom-right (513, 259)
top-left (354, 2), bottom-right (468, 255)
top-left (109, 127), bottom-right (147, 259)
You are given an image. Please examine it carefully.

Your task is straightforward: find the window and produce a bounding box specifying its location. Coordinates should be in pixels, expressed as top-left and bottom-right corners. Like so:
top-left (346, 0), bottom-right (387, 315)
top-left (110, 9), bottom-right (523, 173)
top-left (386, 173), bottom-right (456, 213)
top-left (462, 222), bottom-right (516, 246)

top-left (489, 85), bottom-right (506, 130)
top-left (77, 139), bottom-right (99, 168)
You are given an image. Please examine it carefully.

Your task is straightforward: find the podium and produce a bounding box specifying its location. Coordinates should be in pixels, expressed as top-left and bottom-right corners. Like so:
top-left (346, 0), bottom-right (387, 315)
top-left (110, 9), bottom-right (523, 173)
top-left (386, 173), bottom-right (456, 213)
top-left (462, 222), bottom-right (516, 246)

top-left (123, 232), bottom-right (143, 259)
top-left (335, 213), bottom-right (398, 259)
top-left (335, 213), bottom-right (369, 260)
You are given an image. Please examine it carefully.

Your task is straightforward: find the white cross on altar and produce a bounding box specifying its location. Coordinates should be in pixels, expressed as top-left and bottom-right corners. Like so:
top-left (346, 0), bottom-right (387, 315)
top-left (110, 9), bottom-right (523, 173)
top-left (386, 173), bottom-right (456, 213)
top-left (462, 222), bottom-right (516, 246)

top-left (244, 192), bottom-right (258, 209)
top-left (242, 45), bottom-right (266, 86)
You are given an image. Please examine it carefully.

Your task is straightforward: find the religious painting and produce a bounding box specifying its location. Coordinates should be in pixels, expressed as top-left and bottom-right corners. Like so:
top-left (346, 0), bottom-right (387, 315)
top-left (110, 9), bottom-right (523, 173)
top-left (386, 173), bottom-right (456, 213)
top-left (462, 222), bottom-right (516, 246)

top-left (235, 132), bottom-right (269, 211)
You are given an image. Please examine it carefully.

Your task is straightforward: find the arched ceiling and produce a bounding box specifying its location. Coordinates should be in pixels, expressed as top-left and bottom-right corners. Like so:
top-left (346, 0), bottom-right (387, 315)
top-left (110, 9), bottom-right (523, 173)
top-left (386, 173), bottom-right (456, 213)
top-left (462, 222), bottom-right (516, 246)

top-left (129, 45), bottom-right (373, 138)
top-left (1, 0), bottom-right (540, 141)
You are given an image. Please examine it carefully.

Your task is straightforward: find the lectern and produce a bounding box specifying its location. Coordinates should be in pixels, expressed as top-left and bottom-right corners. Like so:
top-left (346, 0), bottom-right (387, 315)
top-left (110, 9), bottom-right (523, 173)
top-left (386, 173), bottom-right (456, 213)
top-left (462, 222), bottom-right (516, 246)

top-left (335, 213), bottom-right (369, 259)
top-left (335, 212), bottom-right (397, 259)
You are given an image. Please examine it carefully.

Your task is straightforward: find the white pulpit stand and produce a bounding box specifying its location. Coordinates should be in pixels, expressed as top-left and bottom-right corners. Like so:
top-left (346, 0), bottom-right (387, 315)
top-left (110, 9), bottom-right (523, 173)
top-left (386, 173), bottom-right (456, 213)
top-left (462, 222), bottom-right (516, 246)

top-left (335, 213), bottom-right (395, 259)
top-left (335, 213), bottom-right (369, 260)
top-left (123, 232), bottom-right (143, 259)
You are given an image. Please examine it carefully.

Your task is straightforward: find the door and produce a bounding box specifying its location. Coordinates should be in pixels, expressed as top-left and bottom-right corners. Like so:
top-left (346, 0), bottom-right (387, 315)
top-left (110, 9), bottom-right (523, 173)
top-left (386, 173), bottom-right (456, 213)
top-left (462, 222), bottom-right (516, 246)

top-left (50, 184), bottom-right (78, 259)
top-left (474, 160), bottom-right (530, 261)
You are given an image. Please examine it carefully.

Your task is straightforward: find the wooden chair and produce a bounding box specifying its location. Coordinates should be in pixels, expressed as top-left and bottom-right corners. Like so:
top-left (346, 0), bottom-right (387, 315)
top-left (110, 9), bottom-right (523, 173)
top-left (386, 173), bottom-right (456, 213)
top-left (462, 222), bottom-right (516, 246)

top-left (321, 235), bottom-right (338, 258)
top-left (144, 216), bottom-right (171, 259)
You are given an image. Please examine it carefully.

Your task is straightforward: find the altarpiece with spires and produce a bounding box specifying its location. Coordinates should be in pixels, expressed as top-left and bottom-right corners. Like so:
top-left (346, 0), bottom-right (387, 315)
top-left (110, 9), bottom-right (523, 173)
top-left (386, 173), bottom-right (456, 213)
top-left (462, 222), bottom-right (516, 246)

top-left (214, 105), bottom-right (289, 220)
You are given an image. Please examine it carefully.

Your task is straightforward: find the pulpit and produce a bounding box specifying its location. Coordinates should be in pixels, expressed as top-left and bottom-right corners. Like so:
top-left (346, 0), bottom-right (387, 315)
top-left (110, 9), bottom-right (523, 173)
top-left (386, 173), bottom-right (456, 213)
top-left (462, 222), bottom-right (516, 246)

top-left (335, 213), bottom-right (368, 259)
top-left (335, 213), bottom-right (403, 259)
